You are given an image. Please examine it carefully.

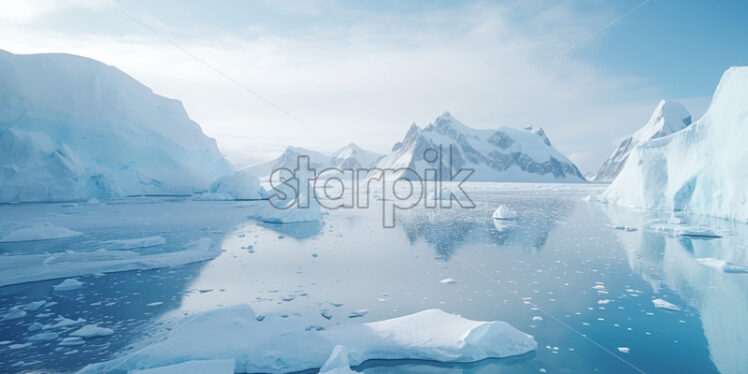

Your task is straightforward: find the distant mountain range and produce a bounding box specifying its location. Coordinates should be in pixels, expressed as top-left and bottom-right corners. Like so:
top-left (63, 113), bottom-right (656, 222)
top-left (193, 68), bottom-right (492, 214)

top-left (245, 143), bottom-right (383, 178)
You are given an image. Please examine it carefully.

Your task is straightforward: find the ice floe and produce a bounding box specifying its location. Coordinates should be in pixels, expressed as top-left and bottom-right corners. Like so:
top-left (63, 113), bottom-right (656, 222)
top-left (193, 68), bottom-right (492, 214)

top-left (0, 237), bottom-right (215, 287)
top-left (76, 305), bottom-right (536, 374)
top-left (53, 278), bottom-right (84, 291)
top-left (70, 324), bottom-right (114, 338)
top-left (102, 236), bottom-right (166, 250)
top-left (0, 223), bottom-right (82, 242)
top-left (652, 298), bottom-right (681, 311)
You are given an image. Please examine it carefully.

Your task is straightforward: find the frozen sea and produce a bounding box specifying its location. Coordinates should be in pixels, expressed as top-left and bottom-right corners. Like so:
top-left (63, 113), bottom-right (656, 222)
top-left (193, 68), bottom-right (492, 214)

top-left (1, 183), bottom-right (746, 373)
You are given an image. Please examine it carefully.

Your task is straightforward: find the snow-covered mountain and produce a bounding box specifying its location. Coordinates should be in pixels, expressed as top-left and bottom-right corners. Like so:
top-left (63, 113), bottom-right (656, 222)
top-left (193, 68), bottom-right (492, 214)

top-left (603, 66), bottom-right (748, 221)
top-left (246, 144), bottom-right (382, 178)
top-left (371, 112), bottom-right (585, 182)
top-left (593, 100), bottom-right (692, 182)
top-left (0, 50), bottom-right (233, 202)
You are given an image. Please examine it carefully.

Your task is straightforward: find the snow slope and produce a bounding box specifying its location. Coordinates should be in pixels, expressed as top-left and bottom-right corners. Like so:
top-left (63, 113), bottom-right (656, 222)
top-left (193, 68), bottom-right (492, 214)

top-left (0, 49), bottom-right (232, 202)
top-left (371, 112), bottom-right (585, 182)
top-left (76, 305), bottom-right (536, 373)
top-left (246, 144), bottom-right (382, 178)
top-left (603, 66), bottom-right (748, 221)
top-left (593, 100), bottom-right (692, 182)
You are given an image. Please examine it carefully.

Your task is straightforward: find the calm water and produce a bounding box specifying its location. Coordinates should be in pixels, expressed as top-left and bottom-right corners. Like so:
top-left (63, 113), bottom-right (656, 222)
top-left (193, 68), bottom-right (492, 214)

top-left (1, 183), bottom-right (746, 373)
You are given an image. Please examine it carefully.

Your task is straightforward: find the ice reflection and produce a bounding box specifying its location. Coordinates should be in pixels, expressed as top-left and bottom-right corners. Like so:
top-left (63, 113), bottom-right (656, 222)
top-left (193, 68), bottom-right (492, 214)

top-left (602, 205), bottom-right (748, 374)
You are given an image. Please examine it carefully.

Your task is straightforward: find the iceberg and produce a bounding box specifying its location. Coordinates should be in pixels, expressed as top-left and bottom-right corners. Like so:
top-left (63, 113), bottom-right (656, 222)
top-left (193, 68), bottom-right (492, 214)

top-left (593, 100), bottom-right (691, 182)
top-left (76, 305), bottom-right (536, 374)
top-left (604, 67), bottom-right (748, 221)
top-left (0, 49), bottom-right (233, 202)
top-left (652, 298), bottom-right (681, 311)
top-left (492, 205), bottom-right (517, 220)
top-left (52, 278), bottom-right (84, 292)
top-left (193, 169), bottom-right (267, 201)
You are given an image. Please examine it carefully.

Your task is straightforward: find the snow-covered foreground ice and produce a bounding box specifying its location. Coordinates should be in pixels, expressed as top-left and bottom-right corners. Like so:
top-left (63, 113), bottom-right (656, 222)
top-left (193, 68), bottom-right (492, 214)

top-left (1, 183), bottom-right (746, 374)
top-left (77, 306), bottom-right (535, 373)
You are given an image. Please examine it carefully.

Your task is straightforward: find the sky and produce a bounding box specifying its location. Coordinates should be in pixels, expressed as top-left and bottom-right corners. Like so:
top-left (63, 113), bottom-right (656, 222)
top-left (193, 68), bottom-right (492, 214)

top-left (1, 0), bottom-right (746, 173)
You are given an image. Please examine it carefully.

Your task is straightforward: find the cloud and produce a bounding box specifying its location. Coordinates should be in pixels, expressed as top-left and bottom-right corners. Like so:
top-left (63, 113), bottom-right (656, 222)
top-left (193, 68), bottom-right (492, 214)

top-left (0, 0), bottom-right (670, 171)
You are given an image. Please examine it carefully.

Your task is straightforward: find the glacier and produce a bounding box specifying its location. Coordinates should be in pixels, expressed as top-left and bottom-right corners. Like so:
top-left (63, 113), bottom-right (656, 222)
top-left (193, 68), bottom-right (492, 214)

top-left (75, 305), bottom-right (536, 374)
top-left (603, 66), bottom-right (748, 221)
top-left (0, 50), bottom-right (233, 202)
top-left (371, 112), bottom-right (586, 182)
top-left (593, 100), bottom-right (692, 182)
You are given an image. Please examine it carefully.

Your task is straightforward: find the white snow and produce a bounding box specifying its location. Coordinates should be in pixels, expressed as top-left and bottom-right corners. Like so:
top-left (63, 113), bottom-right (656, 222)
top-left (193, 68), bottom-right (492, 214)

top-left (604, 66), bottom-right (748, 222)
top-left (0, 49), bottom-right (233, 202)
top-left (102, 236), bottom-right (166, 250)
top-left (70, 324), bottom-right (114, 338)
top-left (76, 305), bottom-right (536, 374)
top-left (131, 360), bottom-right (236, 374)
top-left (0, 223), bottom-right (82, 242)
top-left (492, 205), bottom-right (517, 220)
top-left (52, 278), bottom-right (84, 291)
top-left (652, 298), bottom-right (681, 311)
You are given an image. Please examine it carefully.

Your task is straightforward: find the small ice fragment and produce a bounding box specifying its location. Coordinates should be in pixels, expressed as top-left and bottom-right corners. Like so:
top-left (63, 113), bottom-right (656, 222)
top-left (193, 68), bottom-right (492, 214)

top-left (492, 205), bottom-right (517, 220)
top-left (146, 302), bottom-right (163, 307)
top-left (28, 332), bottom-right (58, 341)
top-left (87, 198), bottom-right (101, 205)
top-left (652, 298), bottom-right (680, 311)
top-left (53, 278), bottom-right (83, 291)
top-left (9, 343), bottom-right (32, 349)
top-left (321, 310), bottom-right (333, 320)
top-left (440, 278), bottom-right (456, 285)
top-left (1, 308), bottom-right (26, 321)
top-left (70, 324), bottom-right (114, 338)
top-left (23, 301), bottom-right (47, 311)
top-left (617, 347), bottom-right (630, 353)
top-left (282, 295), bottom-right (296, 302)
top-left (598, 299), bottom-right (613, 305)
top-left (255, 315), bottom-right (265, 322)
top-left (532, 316), bottom-right (543, 321)
top-left (28, 322), bottom-right (43, 332)
top-left (330, 303), bottom-right (344, 307)
top-left (59, 337), bottom-right (85, 346)
top-left (348, 309), bottom-right (369, 318)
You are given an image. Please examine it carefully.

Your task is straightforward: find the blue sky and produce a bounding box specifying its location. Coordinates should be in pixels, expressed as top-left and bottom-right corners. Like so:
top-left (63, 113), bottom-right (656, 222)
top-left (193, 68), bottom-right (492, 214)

top-left (1, 0), bottom-right (746, 172)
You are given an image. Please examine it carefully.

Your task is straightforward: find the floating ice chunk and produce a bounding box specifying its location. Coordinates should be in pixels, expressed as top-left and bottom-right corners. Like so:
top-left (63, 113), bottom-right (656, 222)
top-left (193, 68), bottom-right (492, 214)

top-left (45, 316), bottom-right (86, 329)
top-left (28, 331), bottom-right (59, 341)
top-left (532, 316), bottom-right (543, 321)
top-left (598, 299), bottom-right (613, 305)
top-left (76, 305), bottom-right (536, 374)
top-left (28, 322), bottom-right (43, 331)
top-left (1, 308), bottom-right (26, 321)
top-left (319, 345), bottom-right (359, 374)
top-left (492, 205), bottom-right (517, 220)
top-left (131, 359), bottom-right (236, 374)
top-left (53, 278), bottom-right (83, 291)
top-left (59, 337), bottom-right (85, 346)
top-left (348, 310), bottom-right (369, 319)
top-left (102, 236), bottom-right (166, 250)
top-left (675, 227), bottom-right (721, 238)
top-left (9, 343), bottom-right (32, 349)
top-left (321, 310), bottom-right (333, 320)
top-left (147, 302), bottom-right (164, 307)
top-left (70, 324), bottom-right (114, 338)
top-left (652, 299), bottom-right (680, 311)
top-left (617, 347), bottom-right (630, 354)
top-left (23, 300), bottom-right (47, 311)
top-left (440, 278), bottom-right (456, 285)
top-left (0, 223), bottom-right (82, 243)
